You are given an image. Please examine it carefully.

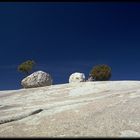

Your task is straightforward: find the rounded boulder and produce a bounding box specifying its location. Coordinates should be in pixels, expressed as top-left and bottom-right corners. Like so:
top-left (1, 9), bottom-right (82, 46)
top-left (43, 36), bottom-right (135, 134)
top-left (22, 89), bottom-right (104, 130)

top-left (21, 71), bottom-right (53, 88)
top-left (69, 72), bottom-right (85, 83)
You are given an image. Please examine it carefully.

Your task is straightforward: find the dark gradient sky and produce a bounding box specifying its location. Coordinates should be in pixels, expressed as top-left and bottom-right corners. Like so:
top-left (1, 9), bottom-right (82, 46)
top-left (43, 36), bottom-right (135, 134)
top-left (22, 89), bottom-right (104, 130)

top-left (0, 2), bottom-right (140, 90)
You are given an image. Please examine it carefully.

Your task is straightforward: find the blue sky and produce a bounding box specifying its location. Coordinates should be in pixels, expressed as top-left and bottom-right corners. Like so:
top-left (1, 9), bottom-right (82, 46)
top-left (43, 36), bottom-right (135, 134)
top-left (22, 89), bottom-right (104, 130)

top-left (0, 2), bottom-right (140, 90)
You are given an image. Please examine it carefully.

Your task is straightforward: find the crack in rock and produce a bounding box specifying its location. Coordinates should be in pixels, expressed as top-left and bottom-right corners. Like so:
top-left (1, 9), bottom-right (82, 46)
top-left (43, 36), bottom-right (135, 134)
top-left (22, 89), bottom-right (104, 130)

top-left (0, 109), bottom-right (43, 125)
top-left (0, 105), bottom-right (18, 110)
top-left (0, 92), bottom-right (120, 125)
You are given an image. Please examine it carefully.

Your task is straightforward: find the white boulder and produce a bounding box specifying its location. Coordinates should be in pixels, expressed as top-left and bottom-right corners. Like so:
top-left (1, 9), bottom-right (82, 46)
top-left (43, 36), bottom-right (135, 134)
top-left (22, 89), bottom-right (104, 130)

top-left (21, 71), bottom-right (53, 88)
top-left (69, 72), bottom-right (85, 83)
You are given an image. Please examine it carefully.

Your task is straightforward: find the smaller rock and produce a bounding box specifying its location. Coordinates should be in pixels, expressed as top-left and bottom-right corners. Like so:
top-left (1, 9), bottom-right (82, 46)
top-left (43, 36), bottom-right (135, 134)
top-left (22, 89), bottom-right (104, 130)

top-left (69, 72), bottom-right (85, 83)
top-left (87, 76), bottom-right (95, 82)
top-left (21, 71), bottom-right (53, 88)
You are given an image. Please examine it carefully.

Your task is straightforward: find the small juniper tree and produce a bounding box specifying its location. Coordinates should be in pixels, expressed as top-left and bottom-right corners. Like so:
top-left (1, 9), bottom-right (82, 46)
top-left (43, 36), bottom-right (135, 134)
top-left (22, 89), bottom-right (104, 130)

top-left (89, 64), bottom-right (111, 81)
top-left (18, 60), bottom-right (36, 76)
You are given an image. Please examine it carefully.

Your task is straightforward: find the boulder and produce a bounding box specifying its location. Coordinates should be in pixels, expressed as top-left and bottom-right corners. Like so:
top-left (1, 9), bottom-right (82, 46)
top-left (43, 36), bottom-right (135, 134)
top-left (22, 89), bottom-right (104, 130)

top-left (87, 76), bottom-right (95, 82)
top-left (21, 71), bottom-right (53, 88)
top-left (69, 72), bottom-right (85, 83)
